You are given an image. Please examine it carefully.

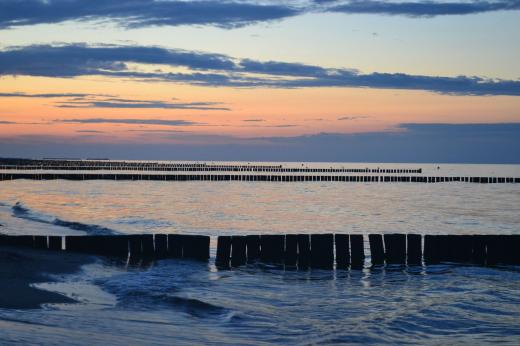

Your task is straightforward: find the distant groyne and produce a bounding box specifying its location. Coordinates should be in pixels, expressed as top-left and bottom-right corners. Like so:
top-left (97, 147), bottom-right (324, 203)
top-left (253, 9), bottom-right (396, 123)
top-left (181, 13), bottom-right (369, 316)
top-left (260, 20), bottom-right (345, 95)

top-left (1, 233), bottom-right (518, 268)
top-left (0, 158), bottom-right (421, 174)
top-left (1, 172), bottom-right (519, 183)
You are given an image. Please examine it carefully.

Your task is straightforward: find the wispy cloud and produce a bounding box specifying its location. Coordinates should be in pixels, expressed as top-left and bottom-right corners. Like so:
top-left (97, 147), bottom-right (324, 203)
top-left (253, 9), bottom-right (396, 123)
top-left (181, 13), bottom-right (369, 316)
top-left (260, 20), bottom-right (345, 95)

top-left (337, 116), bottom-right (370, 121)
top-left (0, 120), bottom-right (16, 124)
top-left (1, 44), bottom-right (519, 96)
top-left (55, 118), bottom-right (202, 126)
top-left (0, 92), bottom-right (107, 98)
top-left (75, 130), bottom-right (105, 133)
top-left (126, 129), bottom-right (189, 133)
top-left (240, 124), bottom-right (299, 128)
top-left (0, 91), bottom-right (229, 110)
top-left (327, 1), bottom-right (520, 17)
top-left (242, 119), bottom-right (265, 122)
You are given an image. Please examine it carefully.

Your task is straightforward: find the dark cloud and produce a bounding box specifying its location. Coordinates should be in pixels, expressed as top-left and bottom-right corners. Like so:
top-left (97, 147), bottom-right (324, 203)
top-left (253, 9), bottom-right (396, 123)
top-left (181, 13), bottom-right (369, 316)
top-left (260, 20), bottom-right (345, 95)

top-left (328, 1), bottom-right (520, 17)
top-left (75, 130), bottom-right (105, 133)
top-left (1, 123), bottom-right (519, 163)
top-left (1, 44), bottom-right (519, 96)
top-left (0, 44), bottom-right (236, 76)
top-left (0, 120), bottom-right (16, 124)
top-left (56, 99), bottom-right (229, 110)
top-left (0, 1), bottom-right (517, 31)
top-left (0, 0), bottom-right (299, 29)
top-left (242, 119), bottom-right (265, 122)
top-left (55, 118), bottom-right (202, 126)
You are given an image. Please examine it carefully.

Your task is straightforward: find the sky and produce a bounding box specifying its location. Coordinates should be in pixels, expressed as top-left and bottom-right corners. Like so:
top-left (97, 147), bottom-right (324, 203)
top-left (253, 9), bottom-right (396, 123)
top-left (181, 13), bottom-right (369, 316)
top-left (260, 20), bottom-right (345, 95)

top-left (0, 0), bottom-right (519, 162)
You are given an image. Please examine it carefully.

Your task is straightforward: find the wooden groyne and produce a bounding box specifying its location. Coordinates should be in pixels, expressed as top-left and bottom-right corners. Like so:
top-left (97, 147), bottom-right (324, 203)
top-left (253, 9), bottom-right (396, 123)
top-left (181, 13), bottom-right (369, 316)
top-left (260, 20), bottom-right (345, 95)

top-left (0, 159), bottom-right (421, 174)
top-left (0, 234), bottom-right (209, 262)
top-left (0, 172), bottom-right (519, 183)
top-left (217, 233), bottom-right (519, 268)
top-left (1, 234), bottom-right (518, 268)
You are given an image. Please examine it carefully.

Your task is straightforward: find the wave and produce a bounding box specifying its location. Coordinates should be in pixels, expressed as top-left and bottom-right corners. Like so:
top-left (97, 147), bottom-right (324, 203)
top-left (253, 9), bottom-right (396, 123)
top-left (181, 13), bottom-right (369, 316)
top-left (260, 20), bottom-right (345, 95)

top-left (117, 290), bottom-right (227, 317)
top-left (99, 268), bottom-right (228, 318)
top-left (11, 202), bottom-right (118, 236)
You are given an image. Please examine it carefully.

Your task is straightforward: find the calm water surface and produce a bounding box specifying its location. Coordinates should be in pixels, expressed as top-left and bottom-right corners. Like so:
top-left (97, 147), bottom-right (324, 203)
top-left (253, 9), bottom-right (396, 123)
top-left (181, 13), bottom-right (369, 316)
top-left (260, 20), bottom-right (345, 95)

top-left (0, 163), bottom-right (519, 345)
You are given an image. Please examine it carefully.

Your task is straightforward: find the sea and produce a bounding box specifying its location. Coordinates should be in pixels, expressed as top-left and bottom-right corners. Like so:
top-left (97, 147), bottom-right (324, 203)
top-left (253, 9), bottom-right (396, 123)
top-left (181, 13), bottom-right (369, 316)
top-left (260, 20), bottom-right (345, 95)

top-left (0, 162), bottom-right (519, 345)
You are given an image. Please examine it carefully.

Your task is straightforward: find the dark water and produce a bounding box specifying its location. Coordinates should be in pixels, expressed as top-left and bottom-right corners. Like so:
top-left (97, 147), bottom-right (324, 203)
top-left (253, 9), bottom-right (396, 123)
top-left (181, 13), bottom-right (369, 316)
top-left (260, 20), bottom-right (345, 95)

top-left (0, 162), bottom-right (519, 345)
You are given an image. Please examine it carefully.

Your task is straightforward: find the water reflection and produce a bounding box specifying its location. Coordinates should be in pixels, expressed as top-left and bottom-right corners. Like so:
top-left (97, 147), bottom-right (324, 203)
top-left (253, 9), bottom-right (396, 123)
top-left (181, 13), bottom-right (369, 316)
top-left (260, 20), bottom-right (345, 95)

top-left (1, 179), bottom-right (519, 237)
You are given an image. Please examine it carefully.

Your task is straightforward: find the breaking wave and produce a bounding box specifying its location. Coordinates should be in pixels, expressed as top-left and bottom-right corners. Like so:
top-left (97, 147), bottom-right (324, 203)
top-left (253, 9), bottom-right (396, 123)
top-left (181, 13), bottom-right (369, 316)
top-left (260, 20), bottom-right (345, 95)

top-left (12, 202), bottom-right (118, 236)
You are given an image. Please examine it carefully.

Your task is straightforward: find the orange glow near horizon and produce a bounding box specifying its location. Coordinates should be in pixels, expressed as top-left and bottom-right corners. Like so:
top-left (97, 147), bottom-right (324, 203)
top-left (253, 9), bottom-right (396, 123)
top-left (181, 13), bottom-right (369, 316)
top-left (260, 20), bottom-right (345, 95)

top-left (1, 75), bottom-right (520, 144)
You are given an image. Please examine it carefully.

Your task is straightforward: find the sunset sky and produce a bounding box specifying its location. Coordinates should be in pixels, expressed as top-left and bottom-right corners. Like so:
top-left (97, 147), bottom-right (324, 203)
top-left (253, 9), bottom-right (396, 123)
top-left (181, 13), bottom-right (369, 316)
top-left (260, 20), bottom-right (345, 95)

top-left (1, 0), bottom-right (519, 162)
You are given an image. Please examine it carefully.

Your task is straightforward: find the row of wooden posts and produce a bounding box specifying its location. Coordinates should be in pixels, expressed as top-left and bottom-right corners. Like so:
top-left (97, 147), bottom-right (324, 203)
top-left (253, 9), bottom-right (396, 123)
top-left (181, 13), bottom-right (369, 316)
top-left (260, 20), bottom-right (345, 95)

top-left (0, 166), bottom-right (422, 173)
top-left (0, 234), bottom-right (209, 261)
top-left (0, 159), bottom-right (421, 174)
top-left (216, 234), bottom-right (520, 268)
top-left (0, 173), bottom-right (519, 183)
top-left (1, 234), bottom-right (518, 268)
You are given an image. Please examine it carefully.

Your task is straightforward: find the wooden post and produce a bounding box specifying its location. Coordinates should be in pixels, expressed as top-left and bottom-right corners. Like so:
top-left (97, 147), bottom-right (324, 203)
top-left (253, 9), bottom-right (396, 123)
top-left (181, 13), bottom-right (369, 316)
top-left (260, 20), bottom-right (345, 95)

top-left (231, 236), bottom-right (247, 266)
top-left (216, 236), bottom-right (231, 267)
top-left (128, 235), bottom-right (142, 260)
top-left (154, 234), bottom-right (168, 259)
top-left (141, 234), bottom-right (155, 259)
top-left (260, 235), bottom-right (284, 263)
top-left (368, 234), bottom-right (384, 265)
top-left (472, 235), bottom-right (487, 265)
top-left (183, 235), bottom-right (210, 261)
top-left (310, 234), bottom-right (334, 269)
top-left (167, 234), bottom-right (183, 258)
top-left (384, 234), bottom-right (406, 264)
top-left (284, 234), bottom-right (298, 267)
top-left (33, 236), bottom-right (48, 250)
top-left (350, 234), bottom-right (365, 268)
top-left (424, 235), bottom-right (439, 264)
top-left (335, 234), bottom-right (350, 268)
top-left (407, 234), bottom-right (422, 265)
top-left (48, 236), bottom-right (62, 251)
top-left (297, 234), bottom-right (311, 269)
top-left (246, 235), bottom-right (260, 263)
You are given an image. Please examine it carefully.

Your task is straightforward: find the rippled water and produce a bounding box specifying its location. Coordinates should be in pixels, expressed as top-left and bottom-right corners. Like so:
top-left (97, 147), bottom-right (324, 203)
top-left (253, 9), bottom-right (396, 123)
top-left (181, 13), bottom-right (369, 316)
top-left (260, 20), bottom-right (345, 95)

top-left (0, 162), bottom-right (519, 345)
